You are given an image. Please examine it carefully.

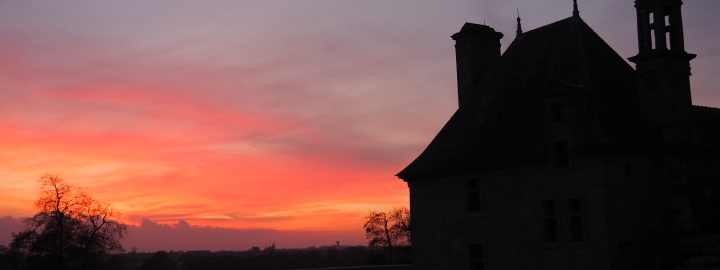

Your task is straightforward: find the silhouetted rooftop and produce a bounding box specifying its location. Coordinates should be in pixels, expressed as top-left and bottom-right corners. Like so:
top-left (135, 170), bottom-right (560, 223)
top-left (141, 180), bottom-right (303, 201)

top-left (452, 23), bottom-right (504, 40)
top-left (398, 16), bottom-right (673, 178)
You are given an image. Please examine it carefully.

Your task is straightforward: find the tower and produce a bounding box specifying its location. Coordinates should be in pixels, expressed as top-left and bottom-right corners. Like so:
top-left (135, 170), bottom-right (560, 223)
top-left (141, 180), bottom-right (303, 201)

top-left (628, 0), bottom-right (696, 143)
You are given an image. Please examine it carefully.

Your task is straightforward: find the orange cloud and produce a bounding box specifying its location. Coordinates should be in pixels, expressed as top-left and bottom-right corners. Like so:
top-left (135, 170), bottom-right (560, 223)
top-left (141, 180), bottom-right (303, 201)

top-left (0, 79), bottom-right (409, 233)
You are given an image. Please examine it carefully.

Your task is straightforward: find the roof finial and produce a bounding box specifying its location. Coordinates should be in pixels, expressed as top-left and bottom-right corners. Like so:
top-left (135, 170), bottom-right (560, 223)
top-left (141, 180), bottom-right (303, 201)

top-left (516, 8), bottom-right (523, 36)
top-left (573, 0), bottom-right (579, 17)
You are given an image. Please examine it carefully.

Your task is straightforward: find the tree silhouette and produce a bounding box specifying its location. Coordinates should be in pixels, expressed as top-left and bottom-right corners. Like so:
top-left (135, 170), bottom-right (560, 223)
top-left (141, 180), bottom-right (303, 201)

top-left (10, 174), bottom-right (127, 270)
top-left (389, 206), bottom-right (411, 247)
top-left (363, 206), bottom-right (410, 264)
top-left (142, 251), bottom-right (177, 270)
top-left (0, 244), bottom-right (21, 270)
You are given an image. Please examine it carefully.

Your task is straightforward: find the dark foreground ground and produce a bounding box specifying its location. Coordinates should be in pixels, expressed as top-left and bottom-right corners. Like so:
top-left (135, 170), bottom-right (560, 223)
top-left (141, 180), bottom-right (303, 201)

top-left (295, 266), bottom-right (411, 270)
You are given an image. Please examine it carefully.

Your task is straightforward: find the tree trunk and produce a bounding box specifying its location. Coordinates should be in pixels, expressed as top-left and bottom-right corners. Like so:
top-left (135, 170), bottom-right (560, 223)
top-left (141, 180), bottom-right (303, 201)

top-left (384, 217), bottom-right (394, 264)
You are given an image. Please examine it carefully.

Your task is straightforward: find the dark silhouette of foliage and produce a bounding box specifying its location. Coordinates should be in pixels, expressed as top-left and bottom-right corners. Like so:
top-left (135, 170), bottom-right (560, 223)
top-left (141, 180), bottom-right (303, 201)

top-left (10, 174), bottom-right (127, 270)
top-left (0, 245), bottom-right (22, 270)
top-left (0, 245), bottom-right (394, 270)
top-left (366, 252), bottom-right (391, 265)
top-left (363, 206), bottom-right (411, 264)
top-left (133, 246), bottom-right (384, 270)
top-left (364, 211), bottom-right (392, 249)
top-left (102, 255), bottom-right (129, 270)
top-left (325, 246), bottom-right (340, 266)
top-left (142, 251), bottom-right (176, 270)
top-left (339, 246), bottom-right (372, 266)
top-left (388, 206), bottom-right (411, 247)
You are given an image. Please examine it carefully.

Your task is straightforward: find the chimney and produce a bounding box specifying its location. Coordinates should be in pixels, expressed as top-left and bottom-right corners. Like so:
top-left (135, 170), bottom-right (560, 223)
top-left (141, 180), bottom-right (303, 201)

top-left (451, 23), bottom-right (504, 108)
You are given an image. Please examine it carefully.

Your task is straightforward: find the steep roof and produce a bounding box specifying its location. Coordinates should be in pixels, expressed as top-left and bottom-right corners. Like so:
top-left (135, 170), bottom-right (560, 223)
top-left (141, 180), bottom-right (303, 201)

top-left (398, 16), bottom-right (648, 178)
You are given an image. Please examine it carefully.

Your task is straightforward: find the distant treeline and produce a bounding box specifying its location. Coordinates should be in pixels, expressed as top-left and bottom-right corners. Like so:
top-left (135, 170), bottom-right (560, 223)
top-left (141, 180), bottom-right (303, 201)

top-left (0, 245), bottom-right (411, 270)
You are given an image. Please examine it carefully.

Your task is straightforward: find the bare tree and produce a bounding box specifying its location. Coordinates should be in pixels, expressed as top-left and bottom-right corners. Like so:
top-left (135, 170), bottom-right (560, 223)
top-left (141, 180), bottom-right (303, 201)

top-left (389, 206), bottom-right (410, 247)
top-left (363, 206), bottom-right (410, 264)
top-left (11, 174), bottom-right (127, 270)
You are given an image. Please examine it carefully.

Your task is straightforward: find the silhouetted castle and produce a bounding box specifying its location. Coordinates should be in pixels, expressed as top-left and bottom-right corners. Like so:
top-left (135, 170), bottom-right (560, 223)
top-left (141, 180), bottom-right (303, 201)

top-left (397, 1), bottom-right (720, 269)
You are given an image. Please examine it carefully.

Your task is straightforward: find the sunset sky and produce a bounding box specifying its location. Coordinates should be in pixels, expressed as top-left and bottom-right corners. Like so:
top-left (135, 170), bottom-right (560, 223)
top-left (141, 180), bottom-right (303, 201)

top-left (1, 0), bottom-right (720, 251)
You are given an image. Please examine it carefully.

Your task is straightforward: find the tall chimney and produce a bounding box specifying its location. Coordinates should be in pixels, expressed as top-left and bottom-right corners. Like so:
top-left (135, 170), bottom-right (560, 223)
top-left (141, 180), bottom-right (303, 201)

top-left (451, 23), bottom-right (504, 108)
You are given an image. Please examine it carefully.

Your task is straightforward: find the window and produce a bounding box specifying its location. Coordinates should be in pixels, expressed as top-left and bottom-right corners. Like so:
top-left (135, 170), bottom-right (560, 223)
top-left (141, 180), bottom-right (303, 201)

top-left (568, 198), bottom-right (586, 242)
top-left (466, 179), bottom-right (482, 212)
top-left (543, 200), bottom-right (558, 243)
top-left (469, 243), bottom-right (485, 270)
top-left (550, 103), bottom-right (568, 123)
top-left (649, 12), bottom-right (671, 50)
top-left (650, 28), bottom-right (657, 50)
top-left (543, 198), bottom-right (588, 246)
top-left (553, 141), bottom-right (569, 168)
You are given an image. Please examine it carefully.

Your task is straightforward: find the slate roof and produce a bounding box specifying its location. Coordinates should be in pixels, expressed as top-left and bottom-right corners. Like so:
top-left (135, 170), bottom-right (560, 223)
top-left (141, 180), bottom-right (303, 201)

top-left (398, 16), bottom-right (653, 178)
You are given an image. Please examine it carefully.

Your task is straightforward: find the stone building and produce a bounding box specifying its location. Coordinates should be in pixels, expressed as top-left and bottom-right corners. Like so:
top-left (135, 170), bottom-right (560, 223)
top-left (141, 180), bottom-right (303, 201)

top-left (396, 1), bottom-right (720, 269)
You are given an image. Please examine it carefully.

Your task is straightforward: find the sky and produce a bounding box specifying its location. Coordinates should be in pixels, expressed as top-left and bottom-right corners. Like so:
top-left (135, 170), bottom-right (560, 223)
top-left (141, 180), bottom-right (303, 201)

top-left (1, 0), bottom-right (720, 251)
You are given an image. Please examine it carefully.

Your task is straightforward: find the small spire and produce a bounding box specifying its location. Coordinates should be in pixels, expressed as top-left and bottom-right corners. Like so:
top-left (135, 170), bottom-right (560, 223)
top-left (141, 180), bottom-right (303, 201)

top-left (573, 0), bottom-right (579, 17)
top-left (516, 8), bottom-right (523, 36)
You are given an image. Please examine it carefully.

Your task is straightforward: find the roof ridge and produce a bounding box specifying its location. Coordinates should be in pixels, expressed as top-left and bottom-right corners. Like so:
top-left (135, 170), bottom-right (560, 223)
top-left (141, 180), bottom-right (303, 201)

top-left (571, 17), bottom-right (608, 142)
top-left (572, 18), bottom-right (592, 88)
top-left (693, 105), bottom-right (720, 110)
top-left (520, 16), bottom-right (575, 35)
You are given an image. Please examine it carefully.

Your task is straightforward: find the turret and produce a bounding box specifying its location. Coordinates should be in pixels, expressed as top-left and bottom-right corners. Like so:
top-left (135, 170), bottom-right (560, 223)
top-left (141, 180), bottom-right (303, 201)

top-left (628, 0), bottom-right (696, 143)
top-left (451, 23), bottom-right (503, 108)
